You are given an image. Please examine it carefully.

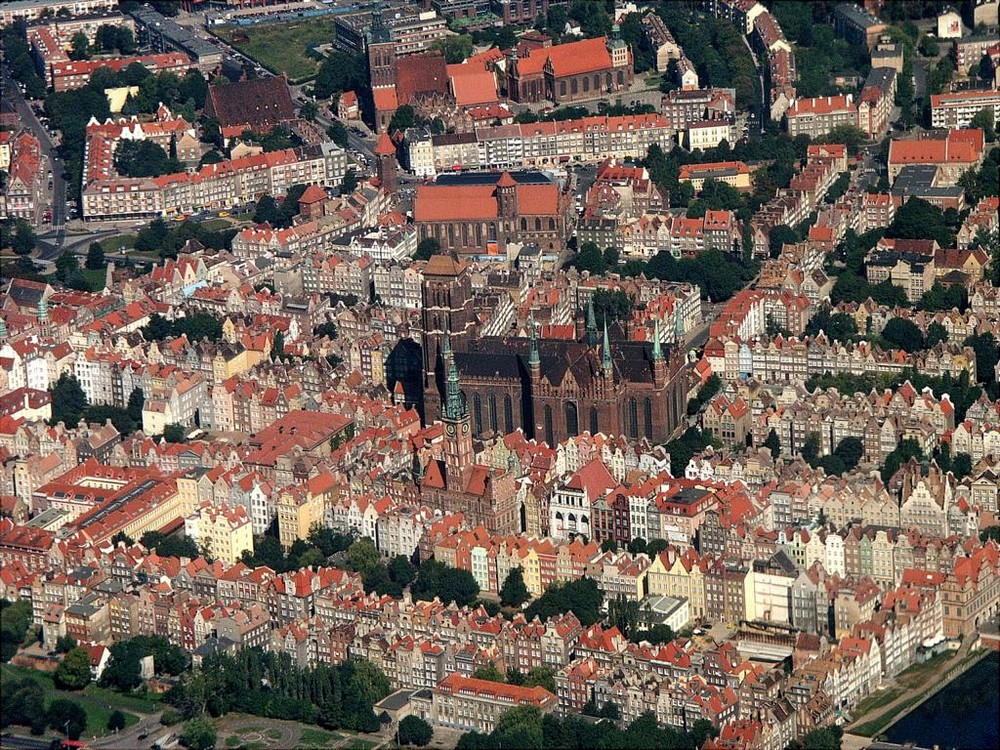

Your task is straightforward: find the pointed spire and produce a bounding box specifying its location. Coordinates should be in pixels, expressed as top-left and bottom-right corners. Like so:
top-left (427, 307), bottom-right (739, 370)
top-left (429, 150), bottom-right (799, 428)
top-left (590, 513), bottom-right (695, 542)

top-left (37, 296), bottom-right (48, 324)
top-left (529, 312), bottom-right (540, 368)
top-left (443, 329), bottom-right (465, 420)
top-left (602, 318), bottom-right (612, 373)
top-left (652, 319), bottom-right (663, 361)
top-left (446, 356), bottom-right (464, 420)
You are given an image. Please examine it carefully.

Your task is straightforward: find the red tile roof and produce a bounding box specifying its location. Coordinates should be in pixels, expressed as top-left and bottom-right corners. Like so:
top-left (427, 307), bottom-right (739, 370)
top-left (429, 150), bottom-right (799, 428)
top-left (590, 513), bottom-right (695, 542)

top-left (516, 36), bottom-right (614, 78)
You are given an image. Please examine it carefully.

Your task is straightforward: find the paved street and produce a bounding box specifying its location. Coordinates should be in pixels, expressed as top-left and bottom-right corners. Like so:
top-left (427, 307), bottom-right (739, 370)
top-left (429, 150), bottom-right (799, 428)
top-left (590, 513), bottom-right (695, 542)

top-left (1, 66), bottom-right (66, 255)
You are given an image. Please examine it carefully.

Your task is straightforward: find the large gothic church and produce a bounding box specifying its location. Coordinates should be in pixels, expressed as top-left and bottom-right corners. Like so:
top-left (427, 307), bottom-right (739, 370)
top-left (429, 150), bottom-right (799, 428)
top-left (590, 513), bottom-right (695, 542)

top-left (392, 254), bottom-right (689, 447)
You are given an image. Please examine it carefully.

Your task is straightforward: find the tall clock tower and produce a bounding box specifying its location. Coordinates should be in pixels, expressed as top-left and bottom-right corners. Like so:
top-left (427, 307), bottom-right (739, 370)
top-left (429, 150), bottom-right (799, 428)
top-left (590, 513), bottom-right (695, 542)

top-left (441, 332), bottom-right (473, 488)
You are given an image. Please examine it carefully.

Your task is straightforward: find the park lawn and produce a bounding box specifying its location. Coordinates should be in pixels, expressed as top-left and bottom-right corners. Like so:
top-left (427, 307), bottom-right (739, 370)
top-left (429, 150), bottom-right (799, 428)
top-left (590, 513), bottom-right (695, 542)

top-left (343, 739), bottom-right (377, 750)
top-left (298, 727), bottom-right (343, 747)
top-left (895, 650), bottom-right (955, 689)
top-left (1, 663), bottom-right (140, 737)
top-left (851, 693), bottom-right (924, 737)
top-left (215, 20), bottom-right (337, 82)
top-left (850, 686), bottom-right (903, 720)
top-left (99, 234), bottom-right (137, 254)
top-left (198, 218), bottom-right (232, 232)
top-left (82, 683), bottom-right (162, 713)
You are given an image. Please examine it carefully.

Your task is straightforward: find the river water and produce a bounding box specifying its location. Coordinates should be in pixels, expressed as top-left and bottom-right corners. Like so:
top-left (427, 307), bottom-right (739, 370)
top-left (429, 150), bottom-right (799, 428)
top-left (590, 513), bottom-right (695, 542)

top-left (884, 652), bottom-right (999, 750)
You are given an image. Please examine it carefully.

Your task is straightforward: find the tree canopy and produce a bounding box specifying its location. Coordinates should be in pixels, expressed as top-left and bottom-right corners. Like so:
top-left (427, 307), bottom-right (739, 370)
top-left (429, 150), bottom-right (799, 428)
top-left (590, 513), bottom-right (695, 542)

top-left (524, 578), bottom-right (603, 626)
top-left (114, 139), bottom-right (183, 178)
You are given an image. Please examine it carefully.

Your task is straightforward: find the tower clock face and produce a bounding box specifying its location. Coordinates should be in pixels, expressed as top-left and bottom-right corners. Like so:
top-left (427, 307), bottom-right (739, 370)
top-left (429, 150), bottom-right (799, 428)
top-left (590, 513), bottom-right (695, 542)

top-left (446, 423), bottom-right (456, 437)
top-left (462, 423), bottom-right (469, 435)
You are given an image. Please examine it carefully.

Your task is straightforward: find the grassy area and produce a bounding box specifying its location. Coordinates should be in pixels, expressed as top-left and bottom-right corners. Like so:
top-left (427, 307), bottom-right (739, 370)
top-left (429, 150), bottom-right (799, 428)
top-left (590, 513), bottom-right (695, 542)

top-left (214, 20), bottom-right (337, 82)
top-left (851, 686), bottom-right (904, 719)
top-left (852, 693), bottom-right (925, 737)
top-left (99, 234), bottom-right (137, 254)
top-left (198, 218), bottom-right (232, 232)
top-left (1, 663), bottom-right (142, 737)
top-left (298, 727), bottom-right (343, 747)
top-left (850, 651), bottom-right (965, 737)
top-left (82, 683), bottom-right (162, 713)
top-left (895, 650), bottom-right (955, 689)
top-left (343, 740), bottom-right (377, 750)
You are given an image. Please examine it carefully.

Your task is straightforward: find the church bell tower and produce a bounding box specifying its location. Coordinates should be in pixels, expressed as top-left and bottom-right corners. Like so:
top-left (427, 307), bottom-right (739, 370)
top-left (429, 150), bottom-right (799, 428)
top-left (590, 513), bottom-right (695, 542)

top-left (441, 331), bottom-right (473, 488)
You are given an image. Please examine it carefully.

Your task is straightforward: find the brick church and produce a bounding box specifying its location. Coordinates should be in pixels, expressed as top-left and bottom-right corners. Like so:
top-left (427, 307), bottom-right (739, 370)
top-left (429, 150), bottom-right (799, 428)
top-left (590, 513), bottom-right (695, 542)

top-left (411, 254), bottom-right (689, 447)
top-left (506, 33), bottom-right (633, 104)
top-left (413, 171), bottom-right (574, 257)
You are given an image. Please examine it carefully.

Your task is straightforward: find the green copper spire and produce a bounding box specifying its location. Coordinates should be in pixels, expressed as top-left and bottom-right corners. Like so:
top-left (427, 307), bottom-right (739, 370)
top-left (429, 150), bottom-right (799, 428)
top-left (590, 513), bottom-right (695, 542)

top-left (586, 296), bottom-right (597, 347)
top-left (675, 304), bottom-right (684, 338)
top-left (444, 330), bottom-right (465, 420)
top-left (602, 318), bottom-right (612, 373)
top-left (37, 296), bottom-right (49, 324)
top-left (528, 312), bottom-right (540, 368)
top-left (0, 316), bottom-right (6, 339)
top-left (652, 319), bottom-right (664, 361)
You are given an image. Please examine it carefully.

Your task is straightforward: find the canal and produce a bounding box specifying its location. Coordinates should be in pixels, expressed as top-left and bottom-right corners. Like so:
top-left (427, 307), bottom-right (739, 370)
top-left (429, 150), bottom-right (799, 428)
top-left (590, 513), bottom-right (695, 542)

top-left (885, 652), bottom-right (999, 750)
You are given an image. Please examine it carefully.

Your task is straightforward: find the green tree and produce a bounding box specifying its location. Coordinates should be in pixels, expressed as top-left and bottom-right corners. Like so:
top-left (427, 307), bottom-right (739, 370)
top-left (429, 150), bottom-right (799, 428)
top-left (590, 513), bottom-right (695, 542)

top-left (494, 704), bottom-right (543, 750)
top-left (326, 120), bottom-right (349, 147)
top-left (0, 599), bottom-right (35, 662)
top-left (691, 718), bottom-right (719, 748)
top-left (107, 709), bottom-right (127, 732)
top-left (925, 321), bottom-right (949, 347)
top-left (86, 242), bottom-right (106, 270)
top-left (834, 436), bottom-right (864, 470)
top-left (389, 105), bottom-right (417, 134)
top-left (887, 197), bottom-right (954, 248)
top-left (591, 288), bottom-right (632, 324)
top-left (525, 577), bottom-right (603, 627)
top-left (431, 34), bottom-right (473, 63)
top-left (412, 559), bottom-right (480, 607)
top-left (969, 107), bottom-right (996, 142)
top-left (346, 537), bottom-right (381, 576)
top-left (964, 332), bottom-right (998, 387)
top-left (882, 317), bottom-right (926, 352)
top-left (979, 526), bottom-right (1000, 543)
top-left (55, 646), bottom-right (93, 690)
top-left (398, 715), bottom-right (433, 746)
top-left (50, 373), bottom-right (88, 429)
top-left (10, 219), bottom-right (36, 255)
top-left (162, 423), bottom-right (186, 443)
top-left (767, 224), bottom-right (799, 258)
top-left (881, 437), bottom-right (924, 483)
top-left (573, 241), bottom-right (607, 275)
top-left (472, 664), bottom-right (504, 682)
top-left (607, 593), bottom-right (640, 639)
top-left (524, 665), bottom-right (556, 693)
top-left (180, 717), bottom-right (217, 750)
top-left (801, 432), bottom-right (821, 466)
top-left (47, 698), bottom-right (87, 740)
top-left (69, 31), bottom-right (90, 60)
top-left (254, 194), bottom-right (283, 226)
top-left (500, 566), bottom-right (530, 608)
top-left (55, 635), bottom-right (78, 654)
top-left (340, 167), bottom-right (358, 194)
top-left (952, 452), bottom-right (973, 479)
top-left (113, 139), bottom-right (182, 178)
top-left (313, 51), bottom-right (366, 98)
top-left (764, 428), bottom-right (781, 459)
top-left (415, 237), bottom-right (440, 260)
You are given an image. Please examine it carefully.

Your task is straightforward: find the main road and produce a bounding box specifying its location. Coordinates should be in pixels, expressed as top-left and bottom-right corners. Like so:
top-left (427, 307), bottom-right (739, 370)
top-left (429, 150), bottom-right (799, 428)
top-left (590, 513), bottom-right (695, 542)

top-left (1, 65), bottom-right (67, 257)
